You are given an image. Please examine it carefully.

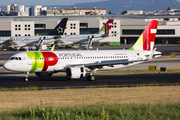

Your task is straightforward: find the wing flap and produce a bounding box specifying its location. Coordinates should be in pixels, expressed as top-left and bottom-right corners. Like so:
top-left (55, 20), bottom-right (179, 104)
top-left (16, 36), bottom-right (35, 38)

top-left (65, 59), bottom-right (141, 69)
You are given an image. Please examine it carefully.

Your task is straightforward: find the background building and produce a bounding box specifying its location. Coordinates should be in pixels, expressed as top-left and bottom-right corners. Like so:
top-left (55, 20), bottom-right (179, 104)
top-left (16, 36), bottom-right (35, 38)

top-left (41, 7), bottom-right (106, 16)
top-left (0, 14), bottom-right (180, 45)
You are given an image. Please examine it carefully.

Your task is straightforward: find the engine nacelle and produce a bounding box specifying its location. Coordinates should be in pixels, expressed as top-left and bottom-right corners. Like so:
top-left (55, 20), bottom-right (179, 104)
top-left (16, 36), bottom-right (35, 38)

top-left (35, 72), bottom-right (53, 77)
top-left (66, 67), bottom-right (86, 79)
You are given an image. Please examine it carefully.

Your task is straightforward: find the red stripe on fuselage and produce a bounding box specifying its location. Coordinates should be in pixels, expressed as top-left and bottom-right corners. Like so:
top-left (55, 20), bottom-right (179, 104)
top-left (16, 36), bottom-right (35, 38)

top-left (42, 52), bottom-right (58, 71)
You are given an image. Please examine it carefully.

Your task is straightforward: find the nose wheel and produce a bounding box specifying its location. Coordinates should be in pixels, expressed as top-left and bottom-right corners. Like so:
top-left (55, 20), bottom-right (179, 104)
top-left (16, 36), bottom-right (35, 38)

top-left (24, 77), bottom-right (28, 82)
top-left (24, 72), bottom-right (29, 82)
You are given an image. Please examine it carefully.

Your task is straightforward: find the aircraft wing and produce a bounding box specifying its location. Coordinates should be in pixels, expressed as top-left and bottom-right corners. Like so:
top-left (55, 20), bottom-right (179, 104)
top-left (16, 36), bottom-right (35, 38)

top-left (1, 38), bottom-right (18, 46)
top-left (65, 59), bottom-right (141, 69)
top-left (101, 33), bottom-right (119, 38)
top-left (85, 59), bottom-right (140, 67)
top-left (101, 34), bottom-right (109, 38)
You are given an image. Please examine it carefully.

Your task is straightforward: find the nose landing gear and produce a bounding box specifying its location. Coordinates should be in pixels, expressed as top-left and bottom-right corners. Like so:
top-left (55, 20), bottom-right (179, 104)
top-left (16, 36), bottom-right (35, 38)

top-left (24, 72), bottom-right (29, 82)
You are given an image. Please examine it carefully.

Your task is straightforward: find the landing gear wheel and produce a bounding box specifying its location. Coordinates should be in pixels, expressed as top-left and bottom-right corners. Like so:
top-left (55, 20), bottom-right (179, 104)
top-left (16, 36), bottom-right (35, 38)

top-left (48, 73), bottom-right (53, 77)
top-left (24, 77), bottom-right (28, 82)
top-left (66, 76), bottom-right (71, 80)
top-left (87, 75), bottom-right (95, 81)
top-left (24, 72), bottom-right (29, 82)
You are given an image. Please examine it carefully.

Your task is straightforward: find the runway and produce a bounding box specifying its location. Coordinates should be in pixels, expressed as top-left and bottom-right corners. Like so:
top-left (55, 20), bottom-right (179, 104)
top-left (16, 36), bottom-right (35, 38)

top-left (0, 73), bottom-right (180, 89)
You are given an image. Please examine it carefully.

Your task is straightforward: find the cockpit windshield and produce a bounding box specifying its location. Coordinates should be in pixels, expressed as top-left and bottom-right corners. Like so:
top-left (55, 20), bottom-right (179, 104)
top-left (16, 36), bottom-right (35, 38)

top-left (10, 57), bottom-right (22, 60)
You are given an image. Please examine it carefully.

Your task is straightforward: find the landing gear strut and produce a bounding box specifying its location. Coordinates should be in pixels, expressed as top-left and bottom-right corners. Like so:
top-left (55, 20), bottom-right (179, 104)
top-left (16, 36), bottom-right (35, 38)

top-left (24, 72), bottom-right (29, 82)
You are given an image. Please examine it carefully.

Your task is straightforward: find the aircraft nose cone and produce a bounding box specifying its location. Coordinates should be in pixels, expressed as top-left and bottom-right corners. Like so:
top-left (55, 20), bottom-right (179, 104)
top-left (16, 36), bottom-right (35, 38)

top-left (3, 61), bottom-right (12, 71)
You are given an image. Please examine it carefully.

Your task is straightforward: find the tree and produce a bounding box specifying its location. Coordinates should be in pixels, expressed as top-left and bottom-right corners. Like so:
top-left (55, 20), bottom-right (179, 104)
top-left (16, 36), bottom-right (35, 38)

top-left (121, 10), bottom-right (127, 14)
top-left (167, 7), bottom-right (171, 11)
top-left (108, 11), bottom-right (112, 14)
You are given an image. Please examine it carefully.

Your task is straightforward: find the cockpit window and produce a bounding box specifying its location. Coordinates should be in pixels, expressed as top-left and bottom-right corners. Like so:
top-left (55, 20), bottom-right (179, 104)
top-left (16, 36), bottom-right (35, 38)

top-left (10, 57), bottom-right (22, 60)
top-left (10, 57), bottom-right (15, 60)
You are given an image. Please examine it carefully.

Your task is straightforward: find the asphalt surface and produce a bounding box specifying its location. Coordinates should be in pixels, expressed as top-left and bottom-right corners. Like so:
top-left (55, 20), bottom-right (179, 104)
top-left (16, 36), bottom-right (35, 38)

top-left (0, 44), bottom-right (180, 89)
top-left (0, 73), bottom-right (179, 89)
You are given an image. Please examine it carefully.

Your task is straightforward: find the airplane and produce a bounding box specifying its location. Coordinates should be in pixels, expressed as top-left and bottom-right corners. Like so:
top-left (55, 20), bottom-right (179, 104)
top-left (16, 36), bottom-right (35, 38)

top-left (3, 20), bottom-right (161, 82)
top-left (0, 18), bottom-right (68, 50)
top-left (55, 19), bottom-right (114, 48)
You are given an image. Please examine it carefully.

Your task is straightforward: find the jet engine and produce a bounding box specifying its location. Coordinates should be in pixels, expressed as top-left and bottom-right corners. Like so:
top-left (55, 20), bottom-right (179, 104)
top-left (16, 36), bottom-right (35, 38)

top-left (35, 72), bottom-right (53, 77)
top-left (66, 67), bottom-right (86, 79)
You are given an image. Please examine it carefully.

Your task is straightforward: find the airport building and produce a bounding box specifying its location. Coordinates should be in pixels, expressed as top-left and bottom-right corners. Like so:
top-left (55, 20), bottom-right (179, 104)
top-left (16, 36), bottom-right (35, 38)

top-left (0, 14), bottom-right (180, 45)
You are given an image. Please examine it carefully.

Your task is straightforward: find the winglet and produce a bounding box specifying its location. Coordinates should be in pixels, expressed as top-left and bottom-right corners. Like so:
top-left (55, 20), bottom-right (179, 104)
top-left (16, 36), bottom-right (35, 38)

top-left (51, 45), bottom-right (55, 51)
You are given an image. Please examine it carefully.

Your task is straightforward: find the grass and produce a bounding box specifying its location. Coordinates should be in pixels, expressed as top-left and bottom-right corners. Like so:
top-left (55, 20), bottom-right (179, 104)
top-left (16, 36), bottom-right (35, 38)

top-left (0, 86), bottom-right (38, 91)
top-left (1, 86), bottom-right (180, 112)
top-left (0, 101), bottom-right (180, 120)
top-left (93, 67), bottom-right (180, 75)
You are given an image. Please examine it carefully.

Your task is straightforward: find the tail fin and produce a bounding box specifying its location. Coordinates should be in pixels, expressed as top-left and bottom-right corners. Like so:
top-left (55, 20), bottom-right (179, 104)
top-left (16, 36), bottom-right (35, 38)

top-left (48, 18), bottom-right (68, 35)
top-left (51, 45), bottom-right (55, 51)
top-left (96, 19), bottom-right (114, 34)
top-left (129, 20), bottom-right (158, 51)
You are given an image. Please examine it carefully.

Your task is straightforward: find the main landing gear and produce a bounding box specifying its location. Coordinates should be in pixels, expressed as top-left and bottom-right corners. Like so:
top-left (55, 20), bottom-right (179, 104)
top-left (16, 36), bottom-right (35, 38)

top-left (24, 72), bottom-right (29, 82)
top-left (87, 74), bottom-right (95, 81)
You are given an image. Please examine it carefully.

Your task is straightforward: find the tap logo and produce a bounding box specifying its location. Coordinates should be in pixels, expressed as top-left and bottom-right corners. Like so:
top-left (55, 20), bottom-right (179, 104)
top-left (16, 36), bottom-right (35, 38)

top-left (27, 52), bottom-right (58, 72)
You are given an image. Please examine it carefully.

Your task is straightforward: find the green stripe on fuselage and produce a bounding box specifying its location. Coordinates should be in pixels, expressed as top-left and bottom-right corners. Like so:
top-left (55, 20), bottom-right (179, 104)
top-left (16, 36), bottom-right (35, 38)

top-left (27, 52), bottom-right (44, 72)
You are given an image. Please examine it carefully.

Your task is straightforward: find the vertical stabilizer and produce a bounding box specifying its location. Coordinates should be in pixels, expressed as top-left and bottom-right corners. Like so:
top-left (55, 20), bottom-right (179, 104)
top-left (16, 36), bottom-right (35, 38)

top-left (96, 19), bottom-right (114, 34)
top-left (48, 18), bottom-right (68, 35)
top-left (129, 20), bottom-right (158, 51)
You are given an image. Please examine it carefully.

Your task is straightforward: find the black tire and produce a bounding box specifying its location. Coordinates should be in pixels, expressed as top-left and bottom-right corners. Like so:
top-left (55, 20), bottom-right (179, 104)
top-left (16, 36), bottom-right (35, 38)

top-left (24, 77), bottom-right (28, 82)
top-left (87, 75), bottom-right (95, 81)
top-left (48, 73), bottom-right (53, 77)
top-left (66, 76), bottom-right (71, 80)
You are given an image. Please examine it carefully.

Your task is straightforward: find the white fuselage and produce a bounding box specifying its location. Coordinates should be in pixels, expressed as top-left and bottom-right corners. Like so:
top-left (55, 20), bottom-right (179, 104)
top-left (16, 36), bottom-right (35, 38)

top-left (3, 49), bottom-right (161, 73)
top-left (60, 34), bottom-right (103, 45)
top-left (0, 35), bottom-right (56, 47)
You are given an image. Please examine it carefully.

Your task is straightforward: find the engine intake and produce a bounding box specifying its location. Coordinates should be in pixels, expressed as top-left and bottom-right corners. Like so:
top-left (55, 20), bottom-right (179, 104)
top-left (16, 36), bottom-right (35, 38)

top-left (66, 67), bottom-right (86, 79)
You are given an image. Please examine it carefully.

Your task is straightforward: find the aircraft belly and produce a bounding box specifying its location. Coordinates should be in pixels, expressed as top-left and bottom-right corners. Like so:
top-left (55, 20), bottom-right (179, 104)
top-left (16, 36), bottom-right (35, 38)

top-left (46, 66), bottom-right (54, 72)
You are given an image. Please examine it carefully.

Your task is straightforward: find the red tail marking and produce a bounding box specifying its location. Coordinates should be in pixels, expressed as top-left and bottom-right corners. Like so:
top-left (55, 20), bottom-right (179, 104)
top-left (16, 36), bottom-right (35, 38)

top-left (143, 20), bottom-right (158, 51)
top-left (105, 19), bottom-right (114, 34)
